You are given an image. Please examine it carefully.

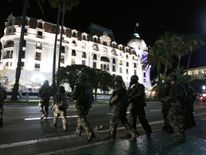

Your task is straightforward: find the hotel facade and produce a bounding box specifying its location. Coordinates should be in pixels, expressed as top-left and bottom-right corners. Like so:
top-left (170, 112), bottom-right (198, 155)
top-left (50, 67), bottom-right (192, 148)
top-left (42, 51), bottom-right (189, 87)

top-left (0, 15), bottom-right (151, 93)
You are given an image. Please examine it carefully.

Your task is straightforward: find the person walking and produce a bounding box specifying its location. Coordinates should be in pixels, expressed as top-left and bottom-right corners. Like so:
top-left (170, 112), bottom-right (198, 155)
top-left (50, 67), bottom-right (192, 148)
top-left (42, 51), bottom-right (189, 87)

top-left (105, 75), bottom-right (137, 142)
top-left (39, 80), bottom-right (53, 120)
top-left (127, 75), bottom-right (152, 139)
top-left (72, 73), bottom-right (95, 142)
top-left (0, 84), bottom-right (6, 127)
top-left (167, 74), bottom-right (186, 143)
top-left (52, 86), bottom-right (68, 131)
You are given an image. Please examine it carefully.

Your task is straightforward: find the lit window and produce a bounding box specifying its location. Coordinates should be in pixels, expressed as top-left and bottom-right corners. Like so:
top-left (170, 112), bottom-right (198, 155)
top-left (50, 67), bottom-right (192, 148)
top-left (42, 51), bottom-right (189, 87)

top-left (36, 42), bottom-right (42, 49)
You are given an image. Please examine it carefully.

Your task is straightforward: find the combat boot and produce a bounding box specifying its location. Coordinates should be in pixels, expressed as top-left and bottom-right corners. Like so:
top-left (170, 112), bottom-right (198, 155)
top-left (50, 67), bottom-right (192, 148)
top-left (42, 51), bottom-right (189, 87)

top-left (87, 131), bottom-right (95, 142)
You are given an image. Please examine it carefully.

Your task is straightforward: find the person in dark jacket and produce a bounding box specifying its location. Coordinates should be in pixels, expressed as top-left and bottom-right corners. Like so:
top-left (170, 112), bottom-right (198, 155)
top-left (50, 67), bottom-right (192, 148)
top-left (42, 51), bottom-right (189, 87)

top-left (105, 75), bottom-right (137, 142)
top-left (73, 73), bottom-right (95, 142)
top-left (128, 75), bottom-right (152, 139)
top-left (39, 80), bottom-right (53, 119)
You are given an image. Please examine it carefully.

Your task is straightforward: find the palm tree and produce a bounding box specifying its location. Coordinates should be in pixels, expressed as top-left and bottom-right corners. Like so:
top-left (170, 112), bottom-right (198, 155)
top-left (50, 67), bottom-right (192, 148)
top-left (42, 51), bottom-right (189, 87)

top-left (186, 34), bottom-right (204, 69)
top-left (48, 0), bottom-right (80, 93)
top-left (10, 0), bottom-right (28, 100)
top-left (8, 0), bottom-right (45, 100)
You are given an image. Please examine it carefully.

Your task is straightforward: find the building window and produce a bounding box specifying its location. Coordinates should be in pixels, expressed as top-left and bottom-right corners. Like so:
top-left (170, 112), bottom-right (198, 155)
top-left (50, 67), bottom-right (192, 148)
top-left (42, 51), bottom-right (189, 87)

top-left (144, 72), bottom-right (146, 77)
top-left (112, 58), bottom-right (116, 64)
top-left (60, 55), bottom-right (65, 64)
top-left (82, 35), bottom-right (87, 40)
top-left (93, 62), bottom-right (96, 68)
top-left (103, 41), bottom-right (107, 46)
top-left (37, 31), bottom-right (42, 38)
top-left (61, 46), bottom-right (65, 53)
top-left (35, 52), bottom-right (41, 61)
top-left (93, 37), bottom-right (97, 42)
top-left (38, 22), bottom-right (43, 28)
top-left (134, 70), bottom-right (137, 75)
top-left (36, 42), bottom-right (42, 49)
top-left (119, 60), bottom-right (123, 65)
top-left (126, 62), bottom-right (129, 67)
top-left (126, 69), bottom-right (129, 74)
top-left (134, 63), bottom-right (137, 68)
top-left (82, 60), bottom-right (86, 65)
top-left (4, 40), bottom-right (14, 48)
top-left (93, 44), bottom-right (99, 51)
top-left (71, 58), bottom-right (75, 64)
top-left (126, 55), bottom-right (129, 59)
top-left (3, 50), bottom-right (13, 59)
top-left (119, 67), bottom-right (122, 73)
top-left (34, 63), bottom-right (40, 69)
top-left (112, 65), bottom-right (116, 72)
top-left (5, 62), bottom-right (9, 67)
top-left (72, 50), bottom-right (76, 56)
top-left (72, 32), bottom-right (76, 37)
top-left (82, 52), bottom-right (86, 58)
top-left (93, 54), bottom-right (97, 60)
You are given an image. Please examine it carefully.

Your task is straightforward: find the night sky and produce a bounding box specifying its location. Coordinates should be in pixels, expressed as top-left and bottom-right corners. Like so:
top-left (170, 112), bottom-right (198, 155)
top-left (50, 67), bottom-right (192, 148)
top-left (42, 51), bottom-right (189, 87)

top-left (1, 0), bottom-right (206, 67)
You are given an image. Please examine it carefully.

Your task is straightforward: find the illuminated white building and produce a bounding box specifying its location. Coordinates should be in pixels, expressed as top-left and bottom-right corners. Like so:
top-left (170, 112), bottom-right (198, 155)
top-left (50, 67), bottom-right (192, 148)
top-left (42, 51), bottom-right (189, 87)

top-left (0, 15), bottom-right (151, 92)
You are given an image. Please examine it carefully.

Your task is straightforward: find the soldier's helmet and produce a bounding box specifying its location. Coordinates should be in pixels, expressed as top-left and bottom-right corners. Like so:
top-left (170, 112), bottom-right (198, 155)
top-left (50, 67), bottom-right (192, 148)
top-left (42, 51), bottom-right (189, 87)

top-left (131, 75), bottom-right (139, 82)
top-left (58, 86), bottom-right (65, 94)
top-left (113, 75), bottom-right (123, 83)
top-left (44, 80), bottom-right (49, 85)
top-left (79, 73), bottom-right (88, 81)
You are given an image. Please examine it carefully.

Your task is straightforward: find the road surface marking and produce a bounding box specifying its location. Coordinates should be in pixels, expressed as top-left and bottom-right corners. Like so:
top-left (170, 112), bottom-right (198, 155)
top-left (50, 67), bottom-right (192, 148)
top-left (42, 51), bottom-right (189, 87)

top-left (1, 112), bottom-right (206, 150)
top-left (24, 115), bottom-right (78, 121)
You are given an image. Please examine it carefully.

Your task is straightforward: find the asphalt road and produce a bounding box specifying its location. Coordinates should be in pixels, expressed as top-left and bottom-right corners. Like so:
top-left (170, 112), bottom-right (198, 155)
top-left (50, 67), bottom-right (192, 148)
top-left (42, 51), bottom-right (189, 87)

top-left (0, 101), bottom-right (206, 155)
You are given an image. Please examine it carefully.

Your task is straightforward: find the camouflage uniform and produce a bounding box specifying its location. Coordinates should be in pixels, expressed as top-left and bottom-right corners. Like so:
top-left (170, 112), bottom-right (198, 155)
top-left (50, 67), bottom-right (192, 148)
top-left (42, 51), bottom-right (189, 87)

top-left (106, 75), bottom-right (137, 141)
top-left (128, 75), bottom-right (152, 138)
top-left (73, 73), bottom-right (95, 142)
top-left (52, 86), bottom-right (68, 131)
top-left (39, 80), bottom-right (53, 119)
top-left (0, 85), bottom-right (6, 127)
top-left (167, 75), bottom-right (185, 143)
top-left (156, 80), bottom-right (172, 132)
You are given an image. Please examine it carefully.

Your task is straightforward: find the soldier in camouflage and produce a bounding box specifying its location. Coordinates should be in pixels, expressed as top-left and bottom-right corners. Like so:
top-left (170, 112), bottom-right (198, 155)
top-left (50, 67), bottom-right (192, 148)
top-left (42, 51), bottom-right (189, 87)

top-left (128, 75), bottom-right (152, 139)
top-left (156, 78), bottom-right (173, 133)
top-left (73, 73), bottom-right (95, 142)
top-left (105, 75), bottom-right (137, 142)
top-left (52, 86), bottom-right (68, 131)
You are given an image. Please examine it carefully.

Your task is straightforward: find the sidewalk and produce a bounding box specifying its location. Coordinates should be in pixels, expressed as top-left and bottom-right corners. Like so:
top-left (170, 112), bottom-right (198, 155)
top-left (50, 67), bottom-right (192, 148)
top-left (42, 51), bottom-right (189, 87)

top-left (45, 116), bottom-right (206, 155)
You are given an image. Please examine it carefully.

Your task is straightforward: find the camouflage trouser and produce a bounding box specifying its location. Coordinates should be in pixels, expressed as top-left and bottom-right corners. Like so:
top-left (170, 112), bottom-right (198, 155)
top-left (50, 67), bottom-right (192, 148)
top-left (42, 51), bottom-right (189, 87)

top-left (167, 101), bottom-right (185, 141)
top-left (52, 104), bottom-right (67, 130)
top-left (161, 101), bottom-right (171, 128)
top-left (110, 108), bottom-right (136, 138)
top-left (76, 107), bottom-right (93, 135)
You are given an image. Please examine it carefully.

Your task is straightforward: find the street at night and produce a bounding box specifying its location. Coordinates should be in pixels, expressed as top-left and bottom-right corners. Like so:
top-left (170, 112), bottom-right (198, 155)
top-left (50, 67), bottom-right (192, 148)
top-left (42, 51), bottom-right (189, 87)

top-left (1, 101), bottom-right (206, 154)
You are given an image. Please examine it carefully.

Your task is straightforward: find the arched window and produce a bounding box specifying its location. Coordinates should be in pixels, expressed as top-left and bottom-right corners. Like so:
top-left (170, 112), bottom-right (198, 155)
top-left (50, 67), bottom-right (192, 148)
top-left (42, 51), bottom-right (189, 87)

top-left (72, 50), bottom-right (76, 56)
top-left (100, 56), bottom-right (110, 62)
top-left (4, 40), bottom-right (14, 48)
top-left (93, 54), bottom-right (97, 60)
